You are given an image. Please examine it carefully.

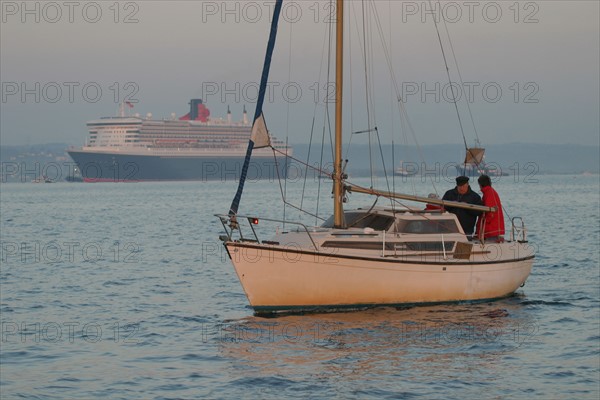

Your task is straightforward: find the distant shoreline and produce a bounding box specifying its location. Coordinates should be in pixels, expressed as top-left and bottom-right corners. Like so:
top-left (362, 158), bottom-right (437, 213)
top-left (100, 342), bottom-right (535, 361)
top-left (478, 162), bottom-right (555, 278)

top-left (1, 142), bottom-right (598, 182)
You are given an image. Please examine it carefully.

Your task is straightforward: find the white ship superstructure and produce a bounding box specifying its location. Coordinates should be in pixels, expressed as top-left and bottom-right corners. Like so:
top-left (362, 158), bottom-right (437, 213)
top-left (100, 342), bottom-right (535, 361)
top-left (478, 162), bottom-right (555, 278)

top-left (68, 99), bottom-right (292, 181)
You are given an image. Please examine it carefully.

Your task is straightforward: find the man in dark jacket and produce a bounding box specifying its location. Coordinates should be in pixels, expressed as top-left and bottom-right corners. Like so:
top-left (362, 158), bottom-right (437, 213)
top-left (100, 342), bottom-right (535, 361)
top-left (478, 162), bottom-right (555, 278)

top-left (442, 176), bottom-right (483, 236)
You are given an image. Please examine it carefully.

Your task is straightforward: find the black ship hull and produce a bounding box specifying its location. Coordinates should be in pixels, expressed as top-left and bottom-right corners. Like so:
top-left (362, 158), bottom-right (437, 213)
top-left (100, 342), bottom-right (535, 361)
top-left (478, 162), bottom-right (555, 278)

top-left (67, 150), bottom-right (290, 182)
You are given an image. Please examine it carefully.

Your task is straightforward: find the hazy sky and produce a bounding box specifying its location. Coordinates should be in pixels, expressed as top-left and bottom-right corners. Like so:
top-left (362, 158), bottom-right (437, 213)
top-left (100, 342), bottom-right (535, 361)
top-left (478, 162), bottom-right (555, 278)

top-left (1, 0), bottom-right (598, 147)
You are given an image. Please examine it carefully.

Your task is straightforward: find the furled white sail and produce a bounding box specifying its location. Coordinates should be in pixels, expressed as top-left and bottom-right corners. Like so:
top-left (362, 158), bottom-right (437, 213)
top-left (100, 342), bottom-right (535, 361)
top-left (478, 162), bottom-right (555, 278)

top-left (250, 113), bottom-right (271, 149)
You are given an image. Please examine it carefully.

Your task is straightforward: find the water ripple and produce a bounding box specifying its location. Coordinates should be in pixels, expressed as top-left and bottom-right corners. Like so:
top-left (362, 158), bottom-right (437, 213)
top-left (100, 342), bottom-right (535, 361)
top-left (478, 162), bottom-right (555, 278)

top-left (1, 178), bottom-right (598, 399)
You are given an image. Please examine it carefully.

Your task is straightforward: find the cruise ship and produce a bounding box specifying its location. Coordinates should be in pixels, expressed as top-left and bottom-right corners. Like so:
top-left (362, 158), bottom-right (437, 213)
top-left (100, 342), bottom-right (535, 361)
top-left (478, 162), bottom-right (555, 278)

top-left (67, 99), bottom-right (292, 182)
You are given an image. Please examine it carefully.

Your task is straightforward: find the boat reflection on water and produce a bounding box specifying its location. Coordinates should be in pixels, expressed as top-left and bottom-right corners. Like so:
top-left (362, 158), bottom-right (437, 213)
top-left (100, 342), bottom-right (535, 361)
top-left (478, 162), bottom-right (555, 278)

top-left (216, 299), bottom-right (538, 381)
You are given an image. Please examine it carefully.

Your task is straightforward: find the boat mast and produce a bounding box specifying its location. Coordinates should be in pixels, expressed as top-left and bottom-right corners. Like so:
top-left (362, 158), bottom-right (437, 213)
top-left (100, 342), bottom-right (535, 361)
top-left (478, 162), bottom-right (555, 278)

top-left (228, 0), bottom-right (283, 218)
top-left (333, 0), bottom-right (345, 228)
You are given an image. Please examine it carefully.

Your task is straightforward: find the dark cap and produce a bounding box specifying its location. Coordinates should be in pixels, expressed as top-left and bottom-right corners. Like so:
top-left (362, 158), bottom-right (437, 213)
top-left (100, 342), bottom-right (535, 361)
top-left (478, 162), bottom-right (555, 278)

top-left (456, 176), bottom-right (469, 186)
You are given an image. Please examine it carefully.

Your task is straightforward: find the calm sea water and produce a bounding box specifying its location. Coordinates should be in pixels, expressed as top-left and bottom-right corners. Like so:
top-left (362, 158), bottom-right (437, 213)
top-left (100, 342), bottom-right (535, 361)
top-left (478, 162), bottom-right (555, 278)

top-left (1, 174), bottom-right (599, 399)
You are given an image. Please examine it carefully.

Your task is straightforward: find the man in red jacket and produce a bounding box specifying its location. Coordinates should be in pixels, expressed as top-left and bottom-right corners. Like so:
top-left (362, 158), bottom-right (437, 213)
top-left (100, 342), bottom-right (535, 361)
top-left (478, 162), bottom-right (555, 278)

top-left (476, 174), bottom-right (505, 242)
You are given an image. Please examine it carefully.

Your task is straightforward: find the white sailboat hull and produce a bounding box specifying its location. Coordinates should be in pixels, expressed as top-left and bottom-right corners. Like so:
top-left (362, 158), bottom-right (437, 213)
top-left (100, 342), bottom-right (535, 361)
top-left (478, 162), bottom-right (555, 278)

top-left (219, 0), bottom-right (537, 315)
top-left (225, 242), bottom-right (534, 313)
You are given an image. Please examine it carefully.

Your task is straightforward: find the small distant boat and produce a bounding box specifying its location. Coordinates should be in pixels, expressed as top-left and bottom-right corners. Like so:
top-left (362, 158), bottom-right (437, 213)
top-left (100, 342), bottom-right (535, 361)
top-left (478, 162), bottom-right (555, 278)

top-left (456, 146), bottom-right (508, 177)
top-left (456, 164), bottom-right (508, 177)
top-left (394, 161), bottom-right (417, 177)
top-left (65, 175), bottom-right (83, 183)
top-left (32, 176), bottom-right (53, 183)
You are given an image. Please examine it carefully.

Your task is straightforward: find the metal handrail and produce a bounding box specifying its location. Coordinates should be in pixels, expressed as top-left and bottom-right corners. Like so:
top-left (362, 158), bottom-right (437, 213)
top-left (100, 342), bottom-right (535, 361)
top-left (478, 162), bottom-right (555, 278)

top-left (215, 214), bottom-right (320, 251)
top-left (511, 217), bottom-right (527, 242)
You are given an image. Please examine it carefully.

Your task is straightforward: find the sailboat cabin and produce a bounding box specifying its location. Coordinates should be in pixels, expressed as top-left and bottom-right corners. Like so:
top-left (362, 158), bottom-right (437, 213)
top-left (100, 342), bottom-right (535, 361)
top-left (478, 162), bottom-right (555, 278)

top-left (321, 207), bottom-right (462, 235)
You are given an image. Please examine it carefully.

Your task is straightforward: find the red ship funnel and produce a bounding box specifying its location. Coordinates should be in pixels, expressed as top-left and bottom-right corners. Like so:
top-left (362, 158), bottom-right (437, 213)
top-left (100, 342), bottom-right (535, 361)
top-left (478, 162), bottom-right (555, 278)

top-left (179, 99), bottom-right (210, 122)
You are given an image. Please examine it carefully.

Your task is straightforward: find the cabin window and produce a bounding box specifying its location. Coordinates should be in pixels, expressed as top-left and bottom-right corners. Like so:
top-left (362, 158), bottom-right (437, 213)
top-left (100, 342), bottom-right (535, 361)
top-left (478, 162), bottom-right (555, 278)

top-left (395, 219), bottom-right (459, 234)
top-left (404, 241), bottom-right (456, 251)
top-left (322, 241), bottom-right (390, 250)
top-left (321, 212), bottom-right (395, 231)
top-left (321, 241), bottom-right (456, 252)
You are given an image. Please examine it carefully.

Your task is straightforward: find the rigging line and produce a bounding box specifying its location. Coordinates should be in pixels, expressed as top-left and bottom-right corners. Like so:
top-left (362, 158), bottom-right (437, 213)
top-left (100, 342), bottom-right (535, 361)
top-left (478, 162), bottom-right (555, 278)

top-left (428, 0), bottom-right (469, 153)
top-left (370, 3), bottom-right (426, 196)
top-left (283, 137), bottom-right (289, 228)
top-left (369, 2), bottom-right (404, 117)
top-left (347, 197), bottom-right (381, 228)
top-left (325, 0), bottom-right (335, 165)
top-left (283, 18), bottom-right (294, 227)
top-left (270, 145), bottom-right (339, 227)
top-left (392, 138), bottom-right (396, 201)
top-left (317, 125), bottom-right (327, 226)
top-left (282, 199), bottom-right (328, 223)
top-left (344, 180), bottom-right (445, 226)
top-left (300, 117), bottom-right (316, 210)
top-left (345, 0), bottom-right (363, 161)
top-left (373, 7), bottom-right (426, 194)
top-left (439, 0), bottom-right (480, 145)
top-left (353, 128), bottom-right (377, 134)
top-left (345, 0), bottom-right (355, 162)
top-left (272, 147), bottom-right (327, 223)
top-left (272, 146), bottom-right (333, 177)
top-left (273, 146), bottom-right (285, 202)
top-left (303, 11), bottom-right (338, 211)
top-left (398, 100), bottom-right (440, 196)
top-left (501, 203), bottom-right (512, 223)
top-left (388, 0), bottom-right (396, 204)
top-left (387, 199), bottom-right (444, 226)
top-left (368, 2), bottom-right (377, 126)
top-left (361, 2), bottom-right (430, 196)
top-left (368, 4), bottom-right (377, 189)
top-left (316, 0), bottom-right (336, 226)
top-left (361, 0), bottom-right (374, 189)
top-left (374, 126), bottom-right (395, 210)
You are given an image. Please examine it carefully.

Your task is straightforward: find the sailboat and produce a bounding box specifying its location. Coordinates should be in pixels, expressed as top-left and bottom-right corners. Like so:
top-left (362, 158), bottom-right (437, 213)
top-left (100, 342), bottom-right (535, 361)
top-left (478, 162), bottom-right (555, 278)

top-left (394, 161), bottom-right (418, 177)
top-left (217, 0), bottom-right (534, 314)
top-left (458, 144), bottom-right (508, 177)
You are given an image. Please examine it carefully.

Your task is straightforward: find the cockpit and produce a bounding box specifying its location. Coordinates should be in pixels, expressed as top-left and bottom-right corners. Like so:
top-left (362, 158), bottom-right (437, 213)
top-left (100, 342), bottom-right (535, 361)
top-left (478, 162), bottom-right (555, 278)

top-left (321, 208), bottom-right (463, 235)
